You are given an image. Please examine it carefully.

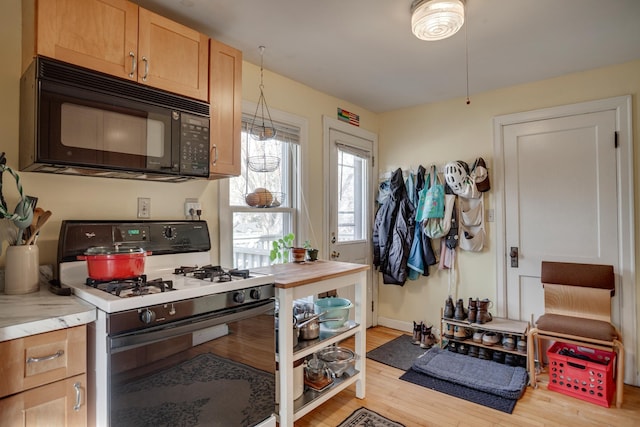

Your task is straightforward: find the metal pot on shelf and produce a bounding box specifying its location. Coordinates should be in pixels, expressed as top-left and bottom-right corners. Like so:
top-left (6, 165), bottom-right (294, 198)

top-left (295, 312), bottom-right (344, 340)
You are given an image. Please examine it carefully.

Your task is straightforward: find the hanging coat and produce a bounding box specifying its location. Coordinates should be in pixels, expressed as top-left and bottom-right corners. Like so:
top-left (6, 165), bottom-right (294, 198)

top-left (407, 165), bottom-right (437, 280)
top-left (373, 168), bottom-right (415, 285)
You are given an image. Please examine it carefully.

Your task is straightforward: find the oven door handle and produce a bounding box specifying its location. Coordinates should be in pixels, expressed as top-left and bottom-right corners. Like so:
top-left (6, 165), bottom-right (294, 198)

top-left (109, 300), bottom-right (274, 353)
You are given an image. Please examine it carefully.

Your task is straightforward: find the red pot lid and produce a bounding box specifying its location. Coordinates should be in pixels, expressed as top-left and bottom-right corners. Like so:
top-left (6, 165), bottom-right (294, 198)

top-left (84, 245), bottom-right (145, 255)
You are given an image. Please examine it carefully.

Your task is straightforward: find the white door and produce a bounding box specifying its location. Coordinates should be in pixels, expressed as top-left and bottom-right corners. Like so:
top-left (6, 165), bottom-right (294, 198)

top-left (497, 96), bottom-right (640, 386)
top-left (503, 110), bottom-right (619, 325)
top-left (324, 117), bottom-right (376, 327)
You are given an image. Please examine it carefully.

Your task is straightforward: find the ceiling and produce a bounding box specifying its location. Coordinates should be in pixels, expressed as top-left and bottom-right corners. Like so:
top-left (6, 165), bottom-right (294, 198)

top-left (139, 0), bottom-right (640, 113)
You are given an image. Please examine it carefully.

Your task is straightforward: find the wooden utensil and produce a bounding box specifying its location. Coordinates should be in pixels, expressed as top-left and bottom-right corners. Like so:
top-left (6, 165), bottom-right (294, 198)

top-left (25, 210), bottom-right (51, 246)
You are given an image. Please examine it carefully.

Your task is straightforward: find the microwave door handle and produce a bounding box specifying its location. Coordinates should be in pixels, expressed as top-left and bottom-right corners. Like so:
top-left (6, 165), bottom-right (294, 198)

top-left (211, 144), bottom-right (218, 166)
top-left (128, 51), bottom-right (136, 78)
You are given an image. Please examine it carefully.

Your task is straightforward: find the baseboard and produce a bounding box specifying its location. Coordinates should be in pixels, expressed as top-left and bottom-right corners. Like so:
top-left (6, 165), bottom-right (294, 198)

top-left (377, 317), bottom-right (413, 333)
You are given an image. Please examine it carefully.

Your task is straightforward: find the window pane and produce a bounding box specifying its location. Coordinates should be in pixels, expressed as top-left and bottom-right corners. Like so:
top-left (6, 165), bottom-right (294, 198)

top-left (337, 149), bottom-right (367, 242)
top-left (233, 211), bottom-right (292, 268)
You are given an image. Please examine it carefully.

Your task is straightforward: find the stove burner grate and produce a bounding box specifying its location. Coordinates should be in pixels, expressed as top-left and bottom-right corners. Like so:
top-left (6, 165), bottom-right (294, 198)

top-left (86, 275), bottom-right (174, 297)
top-left (174, 265), bottom-right (251, 282)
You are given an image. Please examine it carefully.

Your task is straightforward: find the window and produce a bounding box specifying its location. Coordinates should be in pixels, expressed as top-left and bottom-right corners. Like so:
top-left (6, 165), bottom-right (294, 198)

top-left (220, 106), bottom-right (306, 268)
top-left (335, 145), bottom-right (368, 242)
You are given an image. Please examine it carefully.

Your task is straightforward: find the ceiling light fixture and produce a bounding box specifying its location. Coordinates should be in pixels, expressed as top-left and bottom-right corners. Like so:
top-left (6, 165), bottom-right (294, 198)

top-left (411, 0), bottom-right (465, 41)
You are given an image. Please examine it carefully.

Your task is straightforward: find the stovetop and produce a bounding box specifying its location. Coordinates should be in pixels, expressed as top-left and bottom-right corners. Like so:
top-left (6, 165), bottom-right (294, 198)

top-left (57, 220), bottom-right (275, 313)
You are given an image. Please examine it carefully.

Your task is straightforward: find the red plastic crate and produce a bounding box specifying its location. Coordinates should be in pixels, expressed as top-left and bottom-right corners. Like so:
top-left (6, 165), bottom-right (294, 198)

top-left (547, 342), bottom-right (615, 407)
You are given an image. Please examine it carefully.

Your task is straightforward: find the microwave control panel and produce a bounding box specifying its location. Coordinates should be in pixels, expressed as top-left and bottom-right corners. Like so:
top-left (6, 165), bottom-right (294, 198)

top-left (178, 113), bottom-right (210, 176)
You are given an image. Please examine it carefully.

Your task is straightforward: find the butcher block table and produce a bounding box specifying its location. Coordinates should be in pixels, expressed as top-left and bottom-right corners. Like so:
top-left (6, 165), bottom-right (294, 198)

top-left (254, 260), bottom-right (369, 427)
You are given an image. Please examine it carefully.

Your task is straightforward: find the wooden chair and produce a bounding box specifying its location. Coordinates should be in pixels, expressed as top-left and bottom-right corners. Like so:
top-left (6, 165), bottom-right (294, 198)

top-left (527, 261), bottom-right (624, 408)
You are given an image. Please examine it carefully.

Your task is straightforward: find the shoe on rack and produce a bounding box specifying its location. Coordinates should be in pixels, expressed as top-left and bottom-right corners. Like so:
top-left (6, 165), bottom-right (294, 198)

top-left (467, 297), bottom-right (477, 323)
top-left (475, 298), bottom-right (493, 324)
top-left (453, 299), bottom-right (467, 321)
top-left (443, 296), bottom-right (455, 318)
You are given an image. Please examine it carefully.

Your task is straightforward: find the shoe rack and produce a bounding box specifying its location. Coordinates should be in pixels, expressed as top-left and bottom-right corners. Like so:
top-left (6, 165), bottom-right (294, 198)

top-left (440, 308), bottom-right (530, 367)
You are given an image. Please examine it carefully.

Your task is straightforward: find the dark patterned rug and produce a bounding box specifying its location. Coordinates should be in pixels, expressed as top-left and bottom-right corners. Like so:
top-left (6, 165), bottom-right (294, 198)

top-left (338, 407), bottom-right (406, 427)
top-left (366, 334), bottom-right (428, 371)
top-left (111, 353), bottom-right (274, 427)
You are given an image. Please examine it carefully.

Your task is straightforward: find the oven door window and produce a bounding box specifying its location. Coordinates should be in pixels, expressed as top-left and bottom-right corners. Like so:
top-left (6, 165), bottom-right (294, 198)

top-left (39, 84), bottom-right (174, 172)
top-left (109, 309), bottom-right (275, 427)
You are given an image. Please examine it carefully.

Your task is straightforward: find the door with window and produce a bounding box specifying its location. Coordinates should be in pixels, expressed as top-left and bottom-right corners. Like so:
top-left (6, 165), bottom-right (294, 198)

top-left (325, 117), bottom-right (376, 327)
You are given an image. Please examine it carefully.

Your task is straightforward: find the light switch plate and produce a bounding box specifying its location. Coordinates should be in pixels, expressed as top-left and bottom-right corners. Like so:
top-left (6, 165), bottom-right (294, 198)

top-left (137, 197), bottom-right (151, 218)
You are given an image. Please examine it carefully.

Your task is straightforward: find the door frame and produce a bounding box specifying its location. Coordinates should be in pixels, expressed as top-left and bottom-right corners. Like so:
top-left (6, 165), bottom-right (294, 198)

top-left (492, 95), bottom-right (637, 385)
top-left (323, 116), bottom-right (378, 326)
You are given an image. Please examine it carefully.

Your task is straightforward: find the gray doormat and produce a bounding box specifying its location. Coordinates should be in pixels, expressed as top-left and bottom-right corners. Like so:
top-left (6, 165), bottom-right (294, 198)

top-left (400, 369), bottom-right (517, 414)
top-left (111, 353), bottom-right (274, 427)
top-left (366, 334), bottom-right (428, 371)
top-left (338, 407), bottom-right (406, 427)
top-left (412, 347), bottom-right (528, 399)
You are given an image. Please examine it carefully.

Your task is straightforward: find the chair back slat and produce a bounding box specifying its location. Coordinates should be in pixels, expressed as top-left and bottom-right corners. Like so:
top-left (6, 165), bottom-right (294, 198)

top-left (543, 283), bottom-right (613, 322)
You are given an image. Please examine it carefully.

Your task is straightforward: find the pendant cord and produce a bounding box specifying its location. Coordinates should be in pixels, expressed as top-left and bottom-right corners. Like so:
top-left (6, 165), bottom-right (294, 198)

top-left (465, 13), bottom-right (470, 105)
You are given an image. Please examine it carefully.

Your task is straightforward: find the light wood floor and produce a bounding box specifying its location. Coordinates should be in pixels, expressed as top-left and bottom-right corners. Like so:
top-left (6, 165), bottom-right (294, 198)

top-left (295, 326), bottom-right (640, 427)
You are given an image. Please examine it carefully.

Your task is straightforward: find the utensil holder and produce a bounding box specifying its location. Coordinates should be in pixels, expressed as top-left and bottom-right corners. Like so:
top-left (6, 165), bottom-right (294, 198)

top-left (4, 245), bottom-right (39, 295)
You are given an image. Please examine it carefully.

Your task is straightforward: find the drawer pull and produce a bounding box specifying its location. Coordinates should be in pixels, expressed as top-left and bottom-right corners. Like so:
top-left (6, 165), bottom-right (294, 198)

top-left (73, 382), bottom-right (82, 411)
top-left (26, 349), bottom-right (64, 364)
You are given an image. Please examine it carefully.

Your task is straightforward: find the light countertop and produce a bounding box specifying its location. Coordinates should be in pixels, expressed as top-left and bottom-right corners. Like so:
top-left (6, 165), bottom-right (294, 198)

top-left (0, 277), bottom-right (96, 342)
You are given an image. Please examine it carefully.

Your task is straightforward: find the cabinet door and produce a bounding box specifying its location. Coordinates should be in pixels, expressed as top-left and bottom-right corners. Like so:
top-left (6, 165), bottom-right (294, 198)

top-left (0, 374), bottom-right (87, 427)
top-left (208, 39), bottom-right (242, 178)
top-left (34, 0), bottom-right (138, 80)
top-left (0, 326), bottom-right (86, 399)
top-left (138, 8), bottom-right (209, 101)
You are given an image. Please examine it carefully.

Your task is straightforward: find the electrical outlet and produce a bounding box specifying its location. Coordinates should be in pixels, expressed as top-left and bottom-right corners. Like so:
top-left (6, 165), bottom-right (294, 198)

top-left (184, 198), bottom-right (201, 219)
top-left (137, 197), bottom-right (151, 218)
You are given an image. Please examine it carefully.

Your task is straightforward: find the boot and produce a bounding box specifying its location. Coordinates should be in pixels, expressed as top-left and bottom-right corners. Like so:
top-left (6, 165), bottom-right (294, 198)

top-left (443, 296), bottom-right (455, 318)
top-left (476, 298), bottom-right (493, 324)
top-left (412, 321), bottom-right (423, 345)
top-left (467, 297), bottom-right (477, 323)
top-left (453, 298), bottom-right (466, 320)
top-left (420, 324), bottom-right (436, 349)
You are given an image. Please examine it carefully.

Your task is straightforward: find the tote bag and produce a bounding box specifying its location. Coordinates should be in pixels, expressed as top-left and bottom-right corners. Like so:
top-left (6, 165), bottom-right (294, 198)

top-left (417, 165), bottom-right (444, 219)
top-left (424, 193), bottom-right (455, 238)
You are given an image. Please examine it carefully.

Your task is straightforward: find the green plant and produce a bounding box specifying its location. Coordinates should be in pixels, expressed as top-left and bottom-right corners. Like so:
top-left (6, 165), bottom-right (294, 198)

top-left (303, 240), bottom-right (313, 250)
top-left (269, 233), bottom-right (295, 263)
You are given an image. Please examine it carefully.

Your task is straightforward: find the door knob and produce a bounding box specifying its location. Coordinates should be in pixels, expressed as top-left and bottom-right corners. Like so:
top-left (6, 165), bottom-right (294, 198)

top-left (510, 247), bottom-right (518, 268)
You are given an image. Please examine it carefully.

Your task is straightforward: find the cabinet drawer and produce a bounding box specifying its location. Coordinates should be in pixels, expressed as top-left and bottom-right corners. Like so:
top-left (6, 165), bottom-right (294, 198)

top-left (0, 374), bottom-right (87, 427)
top-left (0, 325), bottom-right (86, 398)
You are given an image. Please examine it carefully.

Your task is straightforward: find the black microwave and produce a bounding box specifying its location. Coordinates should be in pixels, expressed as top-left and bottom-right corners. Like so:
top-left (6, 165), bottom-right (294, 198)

top-left (19, 57), bottom-right (210, 182)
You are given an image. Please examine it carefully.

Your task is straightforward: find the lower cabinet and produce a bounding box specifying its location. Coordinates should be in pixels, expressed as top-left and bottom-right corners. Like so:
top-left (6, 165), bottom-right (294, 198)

top-left (0, 374), bottom-right (87, 427)
top-left (0, 325), bottom-right (87, 427)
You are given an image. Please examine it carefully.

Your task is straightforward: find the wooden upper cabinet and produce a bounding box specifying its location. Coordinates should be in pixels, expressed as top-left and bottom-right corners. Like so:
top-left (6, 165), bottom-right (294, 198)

top-left (25, 0), bottom-right (209, 101)
top-left (27, 0), bottom-right (138, 80)
top-left (138, 8), bottom-right (209, 101)
top-left (209, 39), bottom-right (242, 178)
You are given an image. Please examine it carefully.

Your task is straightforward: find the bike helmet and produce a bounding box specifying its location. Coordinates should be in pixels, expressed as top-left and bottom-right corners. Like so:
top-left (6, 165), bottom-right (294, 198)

top-left (444, 161), bottom-right (468, 194)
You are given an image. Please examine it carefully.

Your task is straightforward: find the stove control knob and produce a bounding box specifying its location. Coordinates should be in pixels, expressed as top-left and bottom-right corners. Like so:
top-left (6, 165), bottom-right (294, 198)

top-left (162, 227), bottom-right (176, 240)
top-left (250, 288), bottom-right (261, 300)
top-left (140, 309), bottom-right (156, 324)
top-left (233, 291), bottom-right (245, 303)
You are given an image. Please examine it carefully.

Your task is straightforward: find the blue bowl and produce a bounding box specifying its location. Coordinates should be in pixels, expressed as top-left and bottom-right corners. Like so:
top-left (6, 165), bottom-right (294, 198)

top-left (314, 297), bottom-right (353, 329)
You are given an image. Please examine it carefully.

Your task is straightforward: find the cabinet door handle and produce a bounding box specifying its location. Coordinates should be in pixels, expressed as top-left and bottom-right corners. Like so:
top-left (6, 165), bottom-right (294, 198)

top-left (211, 144), bottom-right (218, 166)
top-left (26, 349), bottom-right (64, 364)
top-left (128, 51), bottom-right (137, 78)
top-left (142, 56), bottom-right (149, 81)
top-left (73, 382), bottom-right (82, 411)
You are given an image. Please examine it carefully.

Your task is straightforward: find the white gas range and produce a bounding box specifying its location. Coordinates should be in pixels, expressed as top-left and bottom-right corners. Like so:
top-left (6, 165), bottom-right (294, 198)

top-left (58, 220), bottom-right (277, 427)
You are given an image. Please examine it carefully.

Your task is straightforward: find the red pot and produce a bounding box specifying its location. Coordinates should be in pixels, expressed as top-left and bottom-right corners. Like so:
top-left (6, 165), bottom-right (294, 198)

top-left (77, 246), bottom-right (151, 280)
